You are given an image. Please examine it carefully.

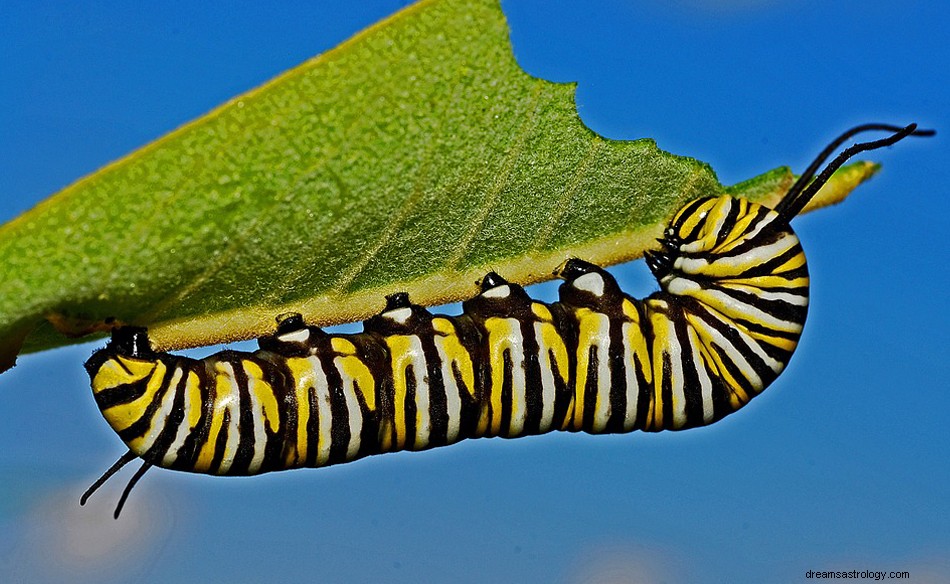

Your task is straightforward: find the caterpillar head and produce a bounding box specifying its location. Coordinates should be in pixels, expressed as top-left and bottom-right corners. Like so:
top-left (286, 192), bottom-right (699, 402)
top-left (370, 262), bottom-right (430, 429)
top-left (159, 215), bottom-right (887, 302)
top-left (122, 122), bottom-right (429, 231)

top-left (645, 195), bottom-right (799, 288)
top-left (645, 124), bottom-right (933, 290)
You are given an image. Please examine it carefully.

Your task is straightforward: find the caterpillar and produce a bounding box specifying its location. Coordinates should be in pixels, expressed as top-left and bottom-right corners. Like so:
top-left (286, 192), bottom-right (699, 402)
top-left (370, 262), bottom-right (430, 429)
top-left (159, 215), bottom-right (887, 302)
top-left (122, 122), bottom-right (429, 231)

top-left (82, 123), bottom-right (932, 518)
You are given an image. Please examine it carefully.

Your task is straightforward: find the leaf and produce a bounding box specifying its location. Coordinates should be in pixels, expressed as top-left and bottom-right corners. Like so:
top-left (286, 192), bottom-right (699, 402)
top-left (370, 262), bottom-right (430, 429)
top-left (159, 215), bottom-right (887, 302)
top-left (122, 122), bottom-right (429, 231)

top-left (0, 0), bottom-right (878, 372)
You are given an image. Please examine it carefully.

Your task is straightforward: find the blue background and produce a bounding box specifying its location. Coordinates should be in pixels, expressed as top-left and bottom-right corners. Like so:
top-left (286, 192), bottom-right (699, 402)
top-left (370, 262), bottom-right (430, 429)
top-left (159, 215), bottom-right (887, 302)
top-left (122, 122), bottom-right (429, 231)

top-left (1, 1), bottom-right (947, 582)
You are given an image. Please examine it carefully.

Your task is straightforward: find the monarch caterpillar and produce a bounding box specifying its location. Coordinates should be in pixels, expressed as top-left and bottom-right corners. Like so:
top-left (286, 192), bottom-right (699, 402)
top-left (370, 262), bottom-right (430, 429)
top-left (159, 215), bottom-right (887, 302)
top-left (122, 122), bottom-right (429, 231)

top-left (82, 123), bottom-right (932, 518)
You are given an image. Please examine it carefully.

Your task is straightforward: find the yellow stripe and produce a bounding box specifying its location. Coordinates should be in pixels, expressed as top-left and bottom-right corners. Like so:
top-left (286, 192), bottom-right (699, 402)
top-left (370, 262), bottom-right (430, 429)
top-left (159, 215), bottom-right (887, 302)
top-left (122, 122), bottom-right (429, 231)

top-left (195, 361), bottom-right (238, 473)
top-left (385, 335), bottom-right (414, 449)
top-left (572, 307), bottom-right (613, 431)
top-left (328, 336), bottom-right (376, 411)
top-left (244, 360), bottom-right (279, 433)
top-left (483, 317), bottom-right (525, 436)
top-left (673, 198), bottom-right (716, 238)
top-left (432, 317), bottom-right (476, 398)
top-left (91, 355), bottom-right (156, 393)
top-left (622, 300), bottom-right (652, 384)
top-left (285, 356), bottom-right (317, 467)
top-left (774, 252), bottom-right (807, 273)
top-left (532, 303), bottom-right (569, 385)
top-left (331, 337), bottom-right (357, 354)
top-left (684, 312), bottom-right (749, 410)
top-left (647, 308), bottom-right (675, 430)
top-left (724, 275), bottom-right (809, 289)
top-left (185, 370), bottom-right (202, 432)
top-left (716, 212), bottom-right (761, 253)
top-left (336, 353), bottom-right (376, 412)
top-left (102, 359), bottom-right (168, 433)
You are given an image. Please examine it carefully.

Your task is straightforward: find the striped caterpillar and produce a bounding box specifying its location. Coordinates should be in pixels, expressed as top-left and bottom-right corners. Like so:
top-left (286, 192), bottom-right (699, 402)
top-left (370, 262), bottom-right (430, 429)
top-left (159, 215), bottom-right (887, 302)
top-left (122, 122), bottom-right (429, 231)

top-left (82, 123), bottom-right (931, 517)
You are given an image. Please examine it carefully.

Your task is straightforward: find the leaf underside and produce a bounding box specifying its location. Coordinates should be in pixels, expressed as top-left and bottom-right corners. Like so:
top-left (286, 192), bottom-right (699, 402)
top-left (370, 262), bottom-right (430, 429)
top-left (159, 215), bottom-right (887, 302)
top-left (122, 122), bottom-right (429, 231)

top-left (0, 0), bottom-right (878, 372)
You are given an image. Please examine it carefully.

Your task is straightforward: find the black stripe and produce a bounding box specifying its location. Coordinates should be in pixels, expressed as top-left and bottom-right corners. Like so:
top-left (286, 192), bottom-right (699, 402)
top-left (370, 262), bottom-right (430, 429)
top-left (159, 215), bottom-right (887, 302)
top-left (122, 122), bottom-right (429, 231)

top-left (402, 363), bottom-right (418, 449)
top-left (659, 351), bottom-right (675, 431)
top-left (605, 313), bottom-right (628, 434)
top-left (544, 346), bottom-right (570, 434)
top-left (351, 334), bottom-right (388, 457)
top-left (582, 344), bottom-right (599, 432)
top-left (707, 283), bottom-right (808, 329)
top-left (548, 302), bottom-right (578, 432)
top-left (143, 365), bottom-right (189, 464)
top-left (94, 378), bottom-right (150, 411)
top-left (263, 355), bottom-right (298, 471)
top-left (674, 198), bottom-right (713, 242)
top-left (672, 309), bottom-right (706, 429)
top-left (497, 349), bottom-right (514, 438)
top-left (419, 333), bottom-right (449, 448)
top-left (711, 344), bottom-right (757, 411)
top-left (256, 356), bottom-right (292, 473)
top-left (451, 359), bottom-right (479, 440)
top-left (117, 359), bottom-right (177, 443)
top-left (458, 302), bottom-right (493, 440)
top-left (304, 368), bottom-right (321, 468)
top-left (684, 298), bottom-right (782, 392)
top-left (231, 358), bottom-right (256, 474)
top-left (174, 360), bottom-right (215, 472)
top-left (712, 198), bottom-right (743, 248)
top-left (322, 350), bottom-right (352, 463)
top-left (519, 317), bottom-right (544, 437)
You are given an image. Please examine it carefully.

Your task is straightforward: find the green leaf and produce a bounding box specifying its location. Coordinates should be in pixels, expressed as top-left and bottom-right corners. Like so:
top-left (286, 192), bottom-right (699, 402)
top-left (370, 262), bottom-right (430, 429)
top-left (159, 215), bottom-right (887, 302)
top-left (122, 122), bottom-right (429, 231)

top-left (0, 0), bottom-right (877, 372)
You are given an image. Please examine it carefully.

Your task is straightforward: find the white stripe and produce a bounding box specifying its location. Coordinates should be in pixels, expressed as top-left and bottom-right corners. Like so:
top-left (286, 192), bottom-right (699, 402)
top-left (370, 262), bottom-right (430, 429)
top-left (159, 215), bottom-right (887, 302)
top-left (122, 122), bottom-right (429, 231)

top-left (217, 363), bottom-right (242, 474)
top-left (402, 336), bottom-right (431, 449)
top-left (691, 318), bottom-right (763, 390)
top-left (503, 319), bottom-right (527, 436)
top-left (433, 338), bottom-right (462, 444)
top-left (721, 283), bottom-right (808, 306)
top-left (334, 357), bottom-right (364, 459)
top-left (162, 368), bottom-right (195, 467)
top-left (676, 232), bottom-right (797, 275)
top-left (686, 325), bottom-right (716, 424)
top-left (668, 277), bottom-right (803, 334)
top-left (588, 312), bottom-right (612, 433)
top-left (710, 234), bottom-right (798, 271)
top-left (308, 355), bottom-right (333, 466)
top-left (246, 371), bottom-right (268, 472)
top-left (621, 322), bottom-right (639, 432)
top-left (663, 319), bottom-right (688, 429)
top-left (140, 367), bottom-right (182, 458)
top-left (533, 322), bottom-right (557, 432)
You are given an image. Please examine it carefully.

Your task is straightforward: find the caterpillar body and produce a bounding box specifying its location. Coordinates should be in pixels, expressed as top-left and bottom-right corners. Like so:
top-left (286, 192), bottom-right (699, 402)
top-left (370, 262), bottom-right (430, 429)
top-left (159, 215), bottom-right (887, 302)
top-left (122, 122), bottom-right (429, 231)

top-left (82, 123), bottom-right (932, 518)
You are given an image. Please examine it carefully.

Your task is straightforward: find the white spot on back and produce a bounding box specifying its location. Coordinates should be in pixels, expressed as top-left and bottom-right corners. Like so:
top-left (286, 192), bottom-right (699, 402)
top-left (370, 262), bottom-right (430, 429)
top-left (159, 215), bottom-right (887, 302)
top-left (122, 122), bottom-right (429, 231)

top-left (482, 285), bottom-right (510, 299)
top-left (574, 272), bottom-right (605, 297)
top-left (383, 307), bottom-right (413, 323)
top-left (277, 328), bottom-right (311, 343)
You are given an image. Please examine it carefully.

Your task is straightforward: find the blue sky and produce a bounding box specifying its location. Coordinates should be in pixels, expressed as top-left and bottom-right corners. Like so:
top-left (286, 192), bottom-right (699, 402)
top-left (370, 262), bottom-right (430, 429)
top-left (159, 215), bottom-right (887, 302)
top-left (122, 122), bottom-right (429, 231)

top-left (1, 1), bottom-right (948, 583)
